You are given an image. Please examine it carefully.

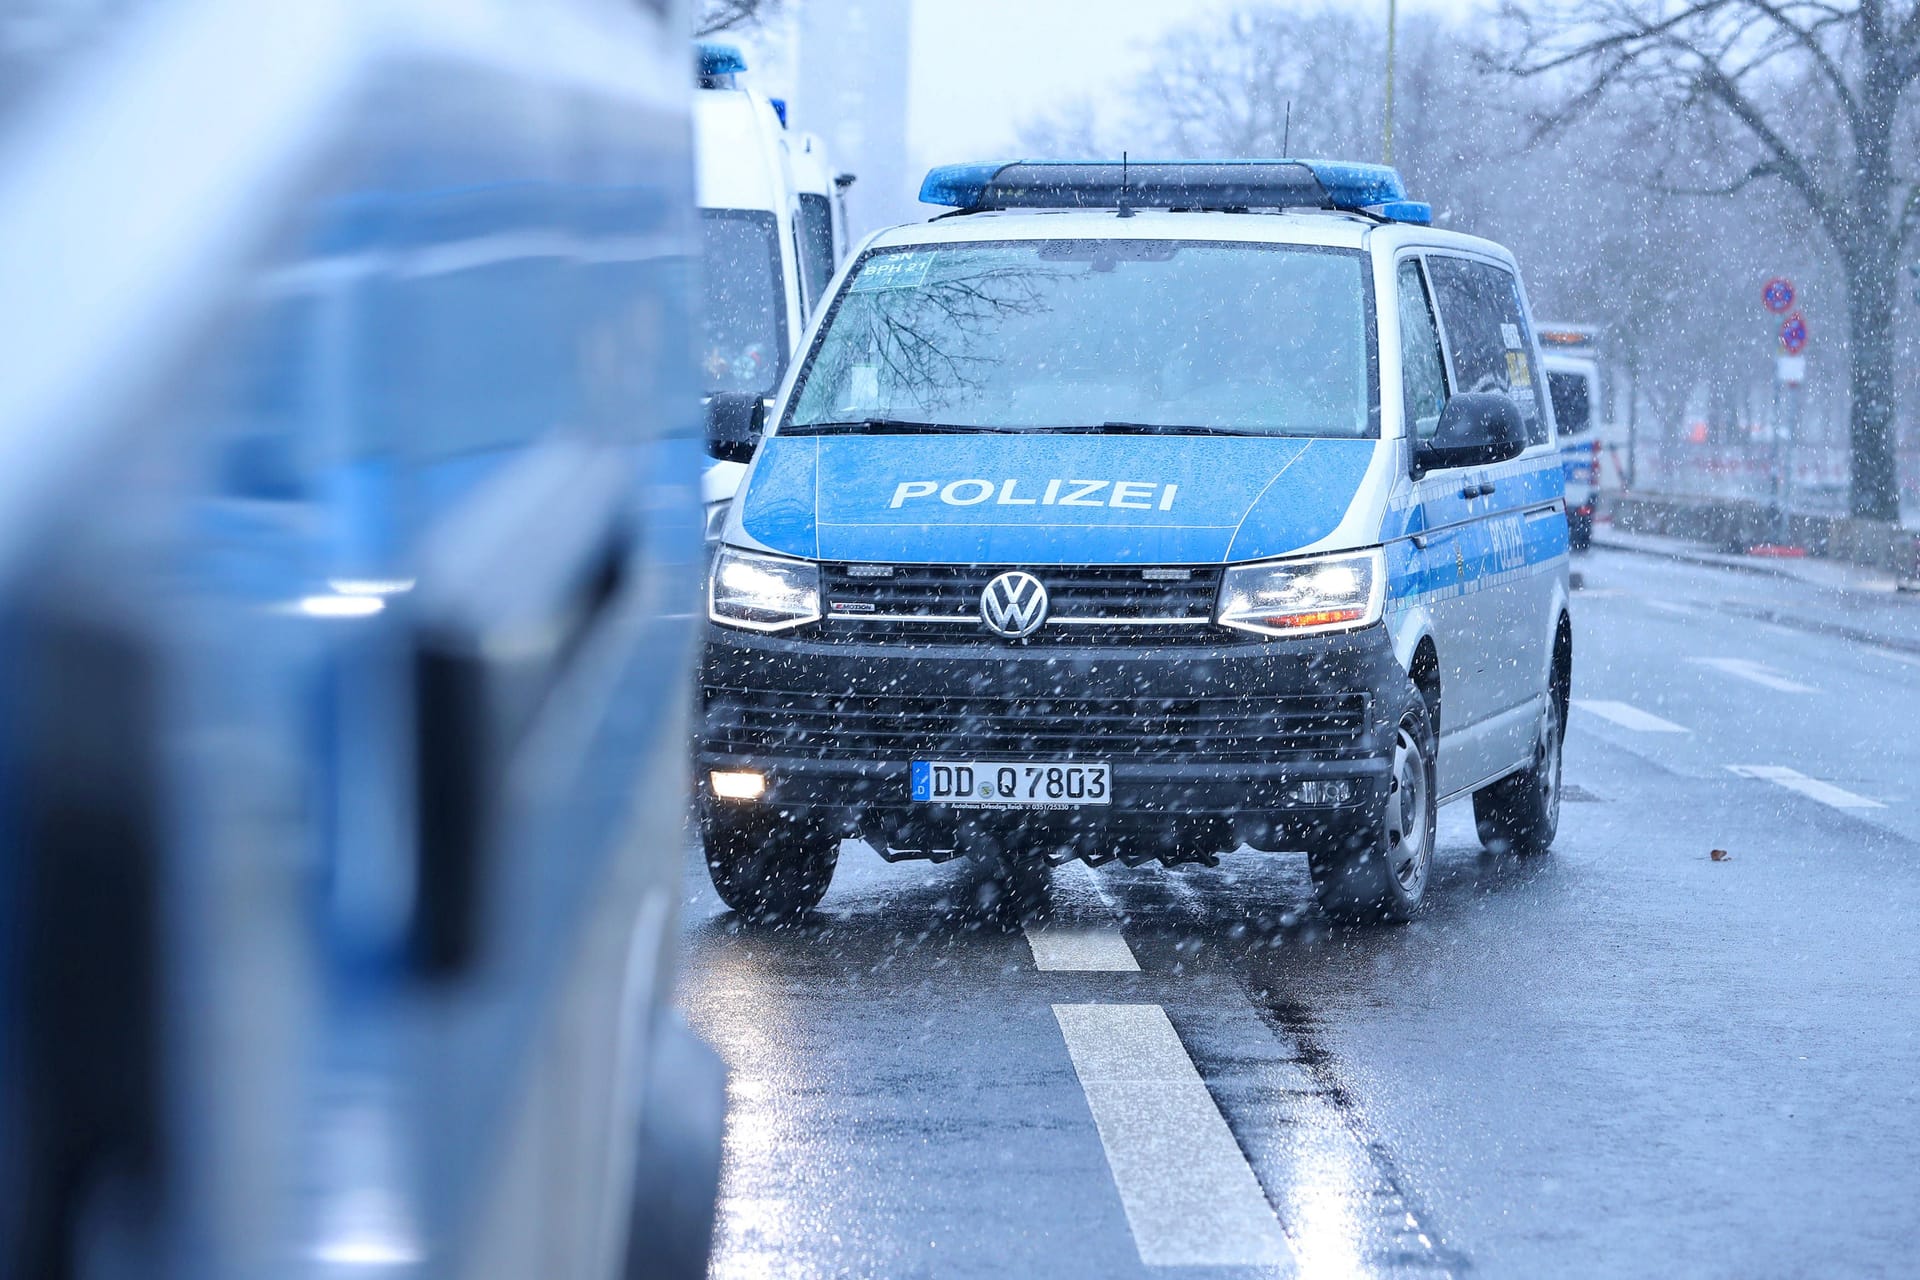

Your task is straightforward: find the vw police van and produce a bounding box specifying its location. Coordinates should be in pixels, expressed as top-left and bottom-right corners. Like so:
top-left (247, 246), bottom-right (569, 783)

top-left (697, 161), bottom-right (1572, 923)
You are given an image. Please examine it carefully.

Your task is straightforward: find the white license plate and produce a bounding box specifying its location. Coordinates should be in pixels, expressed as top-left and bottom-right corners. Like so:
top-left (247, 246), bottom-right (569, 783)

top-left (910, 760), bottom-right (1111, 808)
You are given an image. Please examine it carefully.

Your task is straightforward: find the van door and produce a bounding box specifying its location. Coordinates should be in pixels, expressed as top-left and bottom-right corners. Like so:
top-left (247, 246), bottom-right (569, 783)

top-left (1424, 253), bottom-right (1559, 785)
top-left (1396, 255), bottom-right (1504, 794)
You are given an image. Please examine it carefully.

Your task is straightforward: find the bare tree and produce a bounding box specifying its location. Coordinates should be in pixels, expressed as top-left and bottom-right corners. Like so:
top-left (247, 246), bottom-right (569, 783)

top-left (695, 0), bottom-right (778, 39)
top-left (1495, 0), bottom-right (1920, 521)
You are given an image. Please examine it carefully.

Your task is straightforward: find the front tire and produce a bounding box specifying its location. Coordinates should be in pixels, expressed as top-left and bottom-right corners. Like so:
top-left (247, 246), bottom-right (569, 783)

top-left (1309, 691), bottom-right (1437, 923)
top-left (701, 805), bottom-right (838, 922)
top-left (1473, 695), bottom-right (1563, 857)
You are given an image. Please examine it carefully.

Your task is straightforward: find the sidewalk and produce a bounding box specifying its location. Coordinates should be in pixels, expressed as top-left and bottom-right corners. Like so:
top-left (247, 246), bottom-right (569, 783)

top-left (1591, 525), bottom-right (1914, 596)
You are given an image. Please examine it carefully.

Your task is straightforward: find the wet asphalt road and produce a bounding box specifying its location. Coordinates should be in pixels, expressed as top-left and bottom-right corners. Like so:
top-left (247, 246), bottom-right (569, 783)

top-left (677, 545), bottom-right (1920, 1279)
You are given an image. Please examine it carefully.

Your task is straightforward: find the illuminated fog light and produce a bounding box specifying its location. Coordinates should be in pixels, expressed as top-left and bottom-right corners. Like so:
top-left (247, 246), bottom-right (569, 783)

top-left (299, 594), bottom-right (385, 619)
top-left (711, 770), bottom-right (767, 800)
top-left (1288, 779), bottom-right (1354, 805)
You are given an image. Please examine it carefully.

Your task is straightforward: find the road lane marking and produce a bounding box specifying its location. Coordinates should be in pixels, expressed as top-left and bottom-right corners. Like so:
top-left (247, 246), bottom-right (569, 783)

top-left (1645, 599), bottom-right (1695, 616)
top-left (1689, 657), bottom-right (1819, 694)
top-left (1052, 1003), bottom-right (1293, 1268)
top-left (1025, 924), bottom-right (1139, 972)
top-left (1574, 699), bottom-right (1689, 733)
top-left (1727, 765), bottom-right (1885, 810)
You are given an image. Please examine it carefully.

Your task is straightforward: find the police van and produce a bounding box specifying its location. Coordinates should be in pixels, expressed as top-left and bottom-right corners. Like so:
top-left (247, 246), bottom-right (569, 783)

top-left (697, 160), bottom-right (1572, 923)
top-left (696, 41), bottom-right (845, 538)
top-left (1540, 325), bottom-right (1607, 550)
top-left (0, 3), bottom-right (720, 1275)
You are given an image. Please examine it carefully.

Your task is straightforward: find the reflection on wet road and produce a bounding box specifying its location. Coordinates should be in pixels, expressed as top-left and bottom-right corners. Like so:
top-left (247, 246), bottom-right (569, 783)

top-left (679, 546), bottom-right (1920, 1278)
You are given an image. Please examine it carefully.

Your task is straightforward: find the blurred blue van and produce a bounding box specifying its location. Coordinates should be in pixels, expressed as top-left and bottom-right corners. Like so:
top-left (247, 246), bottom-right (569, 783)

top-left (0, 3), bottom-right (718, 1277)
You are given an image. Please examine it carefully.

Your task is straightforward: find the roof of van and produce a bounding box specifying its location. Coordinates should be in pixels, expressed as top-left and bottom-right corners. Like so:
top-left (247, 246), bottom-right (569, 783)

top-left (694, 89), bottom-right (786, 212)
top-left (863, 208), bottom-right (1515, 263)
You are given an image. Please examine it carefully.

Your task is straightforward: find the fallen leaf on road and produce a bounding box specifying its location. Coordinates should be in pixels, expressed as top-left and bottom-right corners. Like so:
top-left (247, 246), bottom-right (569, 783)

top-left (1710, 849), bottom-right (1731, 862)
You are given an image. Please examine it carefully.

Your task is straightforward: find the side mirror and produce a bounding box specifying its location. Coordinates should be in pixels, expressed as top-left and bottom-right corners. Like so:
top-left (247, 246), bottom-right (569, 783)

top-left (705, 393), bottom-right (765, 464)
top-left (1417, 392), bottom-right (1527, 473)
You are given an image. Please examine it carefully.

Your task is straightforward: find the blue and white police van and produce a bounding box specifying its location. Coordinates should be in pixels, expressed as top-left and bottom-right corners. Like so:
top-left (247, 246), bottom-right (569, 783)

top-left (696, 160), bottom-right (1572, 923)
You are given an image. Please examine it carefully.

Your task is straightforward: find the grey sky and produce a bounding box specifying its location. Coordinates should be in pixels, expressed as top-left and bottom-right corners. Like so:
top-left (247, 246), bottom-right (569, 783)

top-left (906, 0), bottom-right (1487, 171)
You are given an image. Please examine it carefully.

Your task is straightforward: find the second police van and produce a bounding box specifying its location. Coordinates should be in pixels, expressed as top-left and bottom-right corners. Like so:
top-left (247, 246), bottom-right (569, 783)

top-left (697, 161), bottom-right (1572, 923)
top-left (695, 40), bottom-right (848, 539)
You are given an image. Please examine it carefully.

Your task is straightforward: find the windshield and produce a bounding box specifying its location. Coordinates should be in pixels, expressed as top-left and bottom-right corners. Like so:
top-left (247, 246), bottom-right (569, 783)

top-left (787, 240), bottom-right (1376, 435)
top-left (700, 208), bottom-right (787, 395)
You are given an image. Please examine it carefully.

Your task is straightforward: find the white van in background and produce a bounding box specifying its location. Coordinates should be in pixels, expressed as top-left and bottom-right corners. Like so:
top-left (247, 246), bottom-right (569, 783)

top-left (790, 129), bottom-right (854, 306)
top-left (695, 42), bottom-right (850, 536)
top-left (1539, 326), bottom-right (1607, 550)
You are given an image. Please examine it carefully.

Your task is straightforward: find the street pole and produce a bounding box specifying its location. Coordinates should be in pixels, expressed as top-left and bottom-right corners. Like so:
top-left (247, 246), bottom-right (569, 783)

top-left (1770, 365), bottom-right (1784, 539)
top-left (1625, 353), bottom-right (1639, 490)
top-left (1384, 0), bottom-right (1398, 165)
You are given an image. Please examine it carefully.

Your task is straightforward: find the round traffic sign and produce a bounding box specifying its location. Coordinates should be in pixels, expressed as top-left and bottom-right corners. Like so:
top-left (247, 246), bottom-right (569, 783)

top-left (1763, 277), bottom-right (1796, 313)
top-left (1780, 311), bottom-right (1808, 354)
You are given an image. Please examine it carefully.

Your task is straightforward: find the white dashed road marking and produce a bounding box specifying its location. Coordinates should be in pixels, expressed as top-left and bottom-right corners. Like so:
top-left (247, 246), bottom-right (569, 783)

top-left (1690, 657), bottom-right (1819, 694)
top-left (1053, 1003), bottom-right (1294, 1268)
top-left (1727, 765), bottom-right (1885, 811)
top-left (1025, 925), bottom-right (1140, 972)
top-left (1574, 699), bottom-right (1690, 733)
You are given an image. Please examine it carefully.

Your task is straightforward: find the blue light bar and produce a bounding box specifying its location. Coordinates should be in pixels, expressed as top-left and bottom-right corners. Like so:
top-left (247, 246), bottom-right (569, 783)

top-left (918, 158), bottom-right (1431, 223)
top-left (697, 41), bottom-right (747, 78)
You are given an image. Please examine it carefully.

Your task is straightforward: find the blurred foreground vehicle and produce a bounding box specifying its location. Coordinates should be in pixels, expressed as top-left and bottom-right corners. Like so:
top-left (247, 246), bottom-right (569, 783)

top-left (698, 160), bottom-right (1572, 924)
top-left (0, 2), bottom-right (717, 1277)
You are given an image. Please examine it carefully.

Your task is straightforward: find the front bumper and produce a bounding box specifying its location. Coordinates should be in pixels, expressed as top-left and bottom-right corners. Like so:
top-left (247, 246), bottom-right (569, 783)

top-left (696, 622), bottom-right (1405, 857)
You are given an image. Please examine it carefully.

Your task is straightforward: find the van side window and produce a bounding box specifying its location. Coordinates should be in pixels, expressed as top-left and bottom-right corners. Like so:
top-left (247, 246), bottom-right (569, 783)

top-left (1396, 259), bottom-right (1447, 440)
top-left (797, 193), bottom-right (836, 310)
top-left (1424, 256), bottom-right (1549, 446)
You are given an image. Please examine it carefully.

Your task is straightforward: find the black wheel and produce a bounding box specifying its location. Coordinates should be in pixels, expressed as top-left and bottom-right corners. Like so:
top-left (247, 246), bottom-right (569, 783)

top-left (1473, 695), bottom-right (1563, 857)
top-left (1308, 691), bottom-right (1437, 923)
top-left (701, 805), bottom-right (837, 922)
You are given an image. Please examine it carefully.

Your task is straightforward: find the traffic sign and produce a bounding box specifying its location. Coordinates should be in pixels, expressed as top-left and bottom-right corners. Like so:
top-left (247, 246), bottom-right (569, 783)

top-left (1779, 311), bottom-right (1808, 354)
top-left (1763, 277), bottom-right (1795, 313)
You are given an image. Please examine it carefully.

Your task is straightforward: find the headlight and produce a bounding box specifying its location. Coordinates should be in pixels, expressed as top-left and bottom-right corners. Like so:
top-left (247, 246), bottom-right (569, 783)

top-left (1216, 547), bottom-right (1384, 637)
top-left (708, 546), bottom-right (821, 632)
top-left (703, 499), bottom-right (731, 543)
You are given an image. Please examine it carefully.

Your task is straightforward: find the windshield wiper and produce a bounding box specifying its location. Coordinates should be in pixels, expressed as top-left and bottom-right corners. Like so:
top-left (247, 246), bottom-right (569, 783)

top-left (781, 419), bottom-right (1026, 436)
top-left (1097, 421), bottom-right (1274, 437)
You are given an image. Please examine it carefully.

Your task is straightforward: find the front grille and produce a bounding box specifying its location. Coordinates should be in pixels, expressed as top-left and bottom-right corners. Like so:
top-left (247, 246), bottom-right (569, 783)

top-left (822, 563), bottom-right (1219, 618)
top-left (819, 563), bottom-right (1225, 645)
top-left (703, 686), bottom-right (1369, 763)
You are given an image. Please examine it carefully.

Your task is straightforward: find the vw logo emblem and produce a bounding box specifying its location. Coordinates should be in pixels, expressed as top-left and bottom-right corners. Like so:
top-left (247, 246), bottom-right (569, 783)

top-left (980, 570), bottom-right (1049, 640)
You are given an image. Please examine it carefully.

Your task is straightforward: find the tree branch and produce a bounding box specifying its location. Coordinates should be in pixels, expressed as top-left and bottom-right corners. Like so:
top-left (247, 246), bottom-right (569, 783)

top-left (1648, 158), bottom-right (1785, 196)
top-left (1736, 0), bottom-right (1863, 129)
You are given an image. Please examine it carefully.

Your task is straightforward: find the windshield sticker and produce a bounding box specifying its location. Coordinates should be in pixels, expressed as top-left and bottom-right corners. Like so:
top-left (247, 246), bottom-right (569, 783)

top-left (847, 365), bottom-right (880, 409)
top-left (850, 252), bottom-right (935, 292)
top-left (1501, 322), bottom-right (1523, 350)
top-left (1507, 351), bottom-right (1532, 387)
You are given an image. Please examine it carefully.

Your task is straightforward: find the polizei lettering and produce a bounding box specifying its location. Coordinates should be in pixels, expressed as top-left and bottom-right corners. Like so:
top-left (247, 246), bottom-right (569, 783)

top-left (889, 479), bottom-right (1179, 511)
